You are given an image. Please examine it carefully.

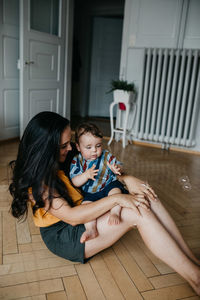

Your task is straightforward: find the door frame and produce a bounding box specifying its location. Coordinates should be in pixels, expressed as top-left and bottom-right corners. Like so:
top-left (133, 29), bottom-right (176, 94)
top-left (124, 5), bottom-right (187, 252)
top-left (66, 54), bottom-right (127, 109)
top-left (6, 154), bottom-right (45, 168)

top-left (63, 0), bottom-right (74, 120)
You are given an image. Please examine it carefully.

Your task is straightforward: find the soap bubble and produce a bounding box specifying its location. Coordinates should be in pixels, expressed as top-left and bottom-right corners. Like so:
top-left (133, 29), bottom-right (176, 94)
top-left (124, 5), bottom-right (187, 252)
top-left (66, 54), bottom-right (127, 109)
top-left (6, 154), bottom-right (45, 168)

top-left (178, 175), bottom-right (192, 191)
top-left (179, 175), bottom-right (189, 184)
top-left (182, 183), bottom-right (192, 191)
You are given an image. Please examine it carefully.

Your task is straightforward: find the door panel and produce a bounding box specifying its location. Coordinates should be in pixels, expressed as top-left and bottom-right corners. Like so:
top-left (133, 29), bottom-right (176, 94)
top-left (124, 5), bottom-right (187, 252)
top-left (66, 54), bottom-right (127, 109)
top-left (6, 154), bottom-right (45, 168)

top-left (0, 0), bottom-right (19, 140)
top-left (4, 90), bottom-right (19, 127)
top-left (30, 0), bottom-right (59, 36)
top-left (29, 41), bottom-right (59, 80)
top-left (3, 0), bottom-right (19, 26)
top-left (29, 89), bottom-right (58, 117)
top-left (4, 37), bottom-right (19, 78)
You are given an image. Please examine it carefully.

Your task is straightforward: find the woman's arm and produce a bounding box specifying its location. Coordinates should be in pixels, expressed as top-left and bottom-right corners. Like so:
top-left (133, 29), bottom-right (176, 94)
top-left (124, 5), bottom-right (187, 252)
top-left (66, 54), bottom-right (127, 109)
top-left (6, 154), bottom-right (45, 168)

top-left (118, 174), bottom-right (158, 201)
top-left (47, 193), bottom-right (149, 226)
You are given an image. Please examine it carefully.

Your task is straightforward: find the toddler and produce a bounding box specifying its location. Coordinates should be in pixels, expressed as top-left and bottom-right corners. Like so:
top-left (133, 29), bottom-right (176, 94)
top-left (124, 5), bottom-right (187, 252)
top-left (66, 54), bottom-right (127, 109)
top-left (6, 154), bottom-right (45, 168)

top-left (70, 123), bottom-right (125, 243)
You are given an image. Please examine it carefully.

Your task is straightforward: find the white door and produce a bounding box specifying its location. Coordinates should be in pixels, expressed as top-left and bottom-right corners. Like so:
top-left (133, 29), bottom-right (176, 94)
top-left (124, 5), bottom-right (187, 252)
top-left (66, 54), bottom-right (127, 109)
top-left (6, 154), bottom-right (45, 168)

top-left (19, 0), bottom-right (71, 136)
top-left (0, 0), bottom-right (19, 140)
top-left (88, 17), bottom-right (123, 117)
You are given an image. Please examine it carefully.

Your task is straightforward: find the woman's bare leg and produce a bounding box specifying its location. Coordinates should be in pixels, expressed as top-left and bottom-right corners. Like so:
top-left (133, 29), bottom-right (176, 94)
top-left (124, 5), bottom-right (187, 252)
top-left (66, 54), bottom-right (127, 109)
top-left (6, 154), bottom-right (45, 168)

top-left (84, 211), bottom-right (132, 258)
top-left (85, 207), bottom-right (200, 295)
top-left (150, 199), bottom-right (200, 265)
top-left (136, 207), bottom-right (200, 294)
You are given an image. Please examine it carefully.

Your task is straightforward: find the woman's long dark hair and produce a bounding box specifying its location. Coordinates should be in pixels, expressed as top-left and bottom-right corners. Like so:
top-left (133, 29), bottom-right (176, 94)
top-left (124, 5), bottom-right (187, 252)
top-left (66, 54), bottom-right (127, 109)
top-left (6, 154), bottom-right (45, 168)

top-left (9, 111), bottom-right (74, 220)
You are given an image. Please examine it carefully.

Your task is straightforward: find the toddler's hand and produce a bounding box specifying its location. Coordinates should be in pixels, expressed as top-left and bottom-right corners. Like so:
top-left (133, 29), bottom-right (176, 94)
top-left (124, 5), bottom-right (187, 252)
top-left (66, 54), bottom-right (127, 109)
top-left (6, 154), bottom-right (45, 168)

top-left (85, 165), bottom-right (99, 181)
top-left (107, 161), bottom-right (122, 175)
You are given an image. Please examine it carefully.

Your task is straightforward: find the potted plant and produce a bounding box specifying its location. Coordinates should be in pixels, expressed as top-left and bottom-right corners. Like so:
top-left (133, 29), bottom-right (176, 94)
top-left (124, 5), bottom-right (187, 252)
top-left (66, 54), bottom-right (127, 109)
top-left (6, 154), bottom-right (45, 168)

top-left (108, 80), bottom-right (136, 110)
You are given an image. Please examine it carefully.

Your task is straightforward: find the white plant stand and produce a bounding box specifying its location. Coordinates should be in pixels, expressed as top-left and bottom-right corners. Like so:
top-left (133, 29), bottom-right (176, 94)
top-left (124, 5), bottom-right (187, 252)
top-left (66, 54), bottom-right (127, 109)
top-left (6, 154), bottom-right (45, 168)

top-left (108, 90), bottom-right (136, 148)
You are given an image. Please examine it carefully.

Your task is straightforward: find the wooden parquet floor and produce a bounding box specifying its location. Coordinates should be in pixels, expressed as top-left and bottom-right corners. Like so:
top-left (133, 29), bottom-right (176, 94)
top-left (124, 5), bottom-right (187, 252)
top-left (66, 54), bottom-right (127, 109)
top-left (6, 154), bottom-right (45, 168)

top-left (0, 138), bottom-right (200, 300)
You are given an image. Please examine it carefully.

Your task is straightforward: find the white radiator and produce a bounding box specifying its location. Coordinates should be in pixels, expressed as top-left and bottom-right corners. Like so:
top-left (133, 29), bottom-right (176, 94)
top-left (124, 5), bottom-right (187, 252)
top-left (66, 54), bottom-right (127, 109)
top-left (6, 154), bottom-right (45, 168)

top-left (135, 48), bottom-right (200, 148)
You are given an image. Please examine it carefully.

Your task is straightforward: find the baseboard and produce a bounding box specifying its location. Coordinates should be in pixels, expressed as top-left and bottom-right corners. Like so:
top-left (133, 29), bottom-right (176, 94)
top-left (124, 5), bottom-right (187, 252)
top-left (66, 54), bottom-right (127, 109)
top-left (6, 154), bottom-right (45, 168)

top-left (104, 136), bottom-right (200, 155)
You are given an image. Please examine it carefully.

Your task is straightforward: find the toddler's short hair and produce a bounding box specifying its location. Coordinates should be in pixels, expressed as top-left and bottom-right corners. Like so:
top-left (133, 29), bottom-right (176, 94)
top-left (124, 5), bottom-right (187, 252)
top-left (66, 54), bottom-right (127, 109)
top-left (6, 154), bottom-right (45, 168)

top-left (75, 122), bottom-right (103, 144)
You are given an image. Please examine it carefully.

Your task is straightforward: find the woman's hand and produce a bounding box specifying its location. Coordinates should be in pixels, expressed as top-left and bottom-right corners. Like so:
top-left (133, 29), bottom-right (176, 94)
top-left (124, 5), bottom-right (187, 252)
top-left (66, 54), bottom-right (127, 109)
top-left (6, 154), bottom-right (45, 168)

top-left (119, 175), bottom-right (158, 202)
top-left (116, 193), bottom-right (150, 216)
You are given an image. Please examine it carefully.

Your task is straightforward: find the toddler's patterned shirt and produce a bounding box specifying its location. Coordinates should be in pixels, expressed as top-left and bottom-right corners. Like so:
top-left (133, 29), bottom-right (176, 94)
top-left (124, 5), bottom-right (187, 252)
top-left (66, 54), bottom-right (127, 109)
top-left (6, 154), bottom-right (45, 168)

top-left (70, 150), bottom-right (121, 193)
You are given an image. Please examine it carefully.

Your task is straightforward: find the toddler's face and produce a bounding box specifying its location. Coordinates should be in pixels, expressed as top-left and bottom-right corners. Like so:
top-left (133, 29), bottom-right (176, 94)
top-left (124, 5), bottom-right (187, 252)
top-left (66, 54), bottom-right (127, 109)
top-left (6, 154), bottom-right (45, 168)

top-left (77, 133), bottom-right (103, 161)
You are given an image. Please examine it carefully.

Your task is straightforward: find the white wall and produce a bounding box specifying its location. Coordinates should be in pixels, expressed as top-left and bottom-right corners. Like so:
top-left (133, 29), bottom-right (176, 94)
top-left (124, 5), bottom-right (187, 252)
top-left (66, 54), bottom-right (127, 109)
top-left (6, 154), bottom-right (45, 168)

top-left (120, 0), bottom-right (200, 152)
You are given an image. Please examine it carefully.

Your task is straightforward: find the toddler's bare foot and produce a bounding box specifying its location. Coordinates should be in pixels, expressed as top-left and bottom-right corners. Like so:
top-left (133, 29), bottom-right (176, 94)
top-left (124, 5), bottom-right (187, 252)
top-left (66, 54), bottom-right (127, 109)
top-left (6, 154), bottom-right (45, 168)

top-left (80, 228), bottom-right (98, 243)
top-left (108, 214), bottom-right (121, 225)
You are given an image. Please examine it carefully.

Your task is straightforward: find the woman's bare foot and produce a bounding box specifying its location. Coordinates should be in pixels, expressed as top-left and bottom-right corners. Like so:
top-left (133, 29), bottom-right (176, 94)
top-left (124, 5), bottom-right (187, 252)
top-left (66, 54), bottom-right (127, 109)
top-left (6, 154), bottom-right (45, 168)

top-left (80, 228), bottom-right (98, 243)
top-left (108, 213), bottom-right (121, 225)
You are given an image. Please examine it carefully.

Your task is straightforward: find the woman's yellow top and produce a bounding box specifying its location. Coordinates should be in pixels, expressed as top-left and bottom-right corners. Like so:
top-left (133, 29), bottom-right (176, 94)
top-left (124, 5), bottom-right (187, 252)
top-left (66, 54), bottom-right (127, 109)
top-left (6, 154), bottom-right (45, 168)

top-left (29, 170), bottom-right (83, 227)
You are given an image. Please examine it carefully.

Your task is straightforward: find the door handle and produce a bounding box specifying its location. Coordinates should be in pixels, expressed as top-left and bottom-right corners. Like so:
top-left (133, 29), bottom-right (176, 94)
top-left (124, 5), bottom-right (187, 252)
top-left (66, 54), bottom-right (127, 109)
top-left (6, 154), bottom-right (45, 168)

top-left (25, 61), bottom-right (34, 65)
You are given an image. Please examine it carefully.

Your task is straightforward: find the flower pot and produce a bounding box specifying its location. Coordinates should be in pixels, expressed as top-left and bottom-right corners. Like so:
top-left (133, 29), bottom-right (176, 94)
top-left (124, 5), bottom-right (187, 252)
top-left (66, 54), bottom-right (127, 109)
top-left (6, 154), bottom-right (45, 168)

top-left (113, 90), bottom-right (134, 109)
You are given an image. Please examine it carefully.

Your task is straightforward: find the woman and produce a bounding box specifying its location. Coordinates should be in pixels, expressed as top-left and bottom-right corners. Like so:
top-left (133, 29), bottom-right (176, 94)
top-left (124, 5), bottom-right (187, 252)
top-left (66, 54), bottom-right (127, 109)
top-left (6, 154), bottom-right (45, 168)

top-left (9, 111), bottom-right (200, 295)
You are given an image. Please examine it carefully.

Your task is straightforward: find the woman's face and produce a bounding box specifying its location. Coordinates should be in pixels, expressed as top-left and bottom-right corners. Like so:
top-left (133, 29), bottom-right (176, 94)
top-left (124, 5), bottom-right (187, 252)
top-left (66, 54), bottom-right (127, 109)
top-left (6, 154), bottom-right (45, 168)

top-left (59, 126), bottom-right (72, 162)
